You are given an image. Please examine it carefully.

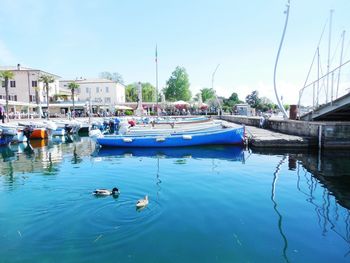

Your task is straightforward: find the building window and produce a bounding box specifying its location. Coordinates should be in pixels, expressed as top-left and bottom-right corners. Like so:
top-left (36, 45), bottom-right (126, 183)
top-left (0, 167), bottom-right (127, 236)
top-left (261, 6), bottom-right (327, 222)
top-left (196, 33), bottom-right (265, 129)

top-left (86, 87), bottom-right (89, 93)
top-left (105, 86), bottom-right (109, 93)
top-left (96, 87), bottom-right (99, 93)
top-left (14, 95), bottom-right (17, 101)
top-left (10, 81), bottom-right (16, 87)
top-left (105, 97), bottom-right (111, 103)
top-left (1, 81), bottom-right (4, 87)
top-left (32, 80), bottom-right (38, 87)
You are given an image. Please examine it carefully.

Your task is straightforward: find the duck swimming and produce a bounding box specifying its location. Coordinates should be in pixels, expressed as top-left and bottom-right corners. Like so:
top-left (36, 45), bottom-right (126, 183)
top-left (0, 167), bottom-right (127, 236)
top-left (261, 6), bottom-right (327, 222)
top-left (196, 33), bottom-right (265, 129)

top-left (136, 195), bottom-right (149, 208)
top-left (93, 187), bottom-right (120, 196)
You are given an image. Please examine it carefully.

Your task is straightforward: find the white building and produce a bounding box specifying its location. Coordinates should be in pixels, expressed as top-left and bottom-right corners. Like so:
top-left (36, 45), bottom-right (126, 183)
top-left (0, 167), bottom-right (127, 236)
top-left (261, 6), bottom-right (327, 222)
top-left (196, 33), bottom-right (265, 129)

top-left (0, 64), bottom-right (60, 106)
top-left (59, 78), bottom-right (125, 106)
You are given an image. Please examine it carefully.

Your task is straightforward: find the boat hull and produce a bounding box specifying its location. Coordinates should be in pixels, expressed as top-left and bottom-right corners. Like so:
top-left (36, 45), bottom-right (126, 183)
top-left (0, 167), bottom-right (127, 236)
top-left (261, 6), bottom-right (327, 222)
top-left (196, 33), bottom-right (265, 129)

top-left (51, 128), bottom-right (66, 136)
top-left (96, 127), bottom-right (244, 148)
top-left (30, 128), bottom-right (48, 139)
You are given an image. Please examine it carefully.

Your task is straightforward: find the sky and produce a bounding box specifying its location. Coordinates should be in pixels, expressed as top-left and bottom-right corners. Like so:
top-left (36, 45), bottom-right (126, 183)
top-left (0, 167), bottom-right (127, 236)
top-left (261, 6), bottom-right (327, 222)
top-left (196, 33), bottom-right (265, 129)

top-left (0, 0), bottom-right (350, 105)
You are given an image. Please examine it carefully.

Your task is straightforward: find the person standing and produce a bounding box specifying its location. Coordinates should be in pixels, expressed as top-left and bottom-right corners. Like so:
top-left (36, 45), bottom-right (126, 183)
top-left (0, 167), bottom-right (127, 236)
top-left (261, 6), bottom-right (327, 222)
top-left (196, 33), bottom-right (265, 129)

top-left (0, 104), bottom-right (5, 123)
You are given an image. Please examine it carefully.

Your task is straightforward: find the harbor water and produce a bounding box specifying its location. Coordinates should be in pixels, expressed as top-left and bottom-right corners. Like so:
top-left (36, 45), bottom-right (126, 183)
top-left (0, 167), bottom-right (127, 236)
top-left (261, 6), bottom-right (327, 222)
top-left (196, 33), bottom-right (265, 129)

top-left (0, 137), bottom-right (349, 262)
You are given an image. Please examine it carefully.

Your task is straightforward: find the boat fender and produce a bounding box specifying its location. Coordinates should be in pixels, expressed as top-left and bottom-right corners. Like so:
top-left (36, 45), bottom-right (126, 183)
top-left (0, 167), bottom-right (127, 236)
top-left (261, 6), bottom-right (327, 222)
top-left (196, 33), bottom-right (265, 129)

top-left (123, 138), bottom-right (133, 143)
top-left (156, 137), bottom-right (166, 142)
top-left (182, 135), bottom-right (192, 140)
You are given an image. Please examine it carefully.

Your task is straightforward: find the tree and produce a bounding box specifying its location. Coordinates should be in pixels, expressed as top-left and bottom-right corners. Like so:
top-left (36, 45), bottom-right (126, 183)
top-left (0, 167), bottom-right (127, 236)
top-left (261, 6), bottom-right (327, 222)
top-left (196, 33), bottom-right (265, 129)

top-left (68, 82), bottom-right (80, 115)
top-left (0, 70), bottom-right (14, 122)
top-left (125, 84), bottom-right (138, 102)
top-left (38, 74), bottom-right (55, 119)
top-left (193, 93), bottom-right (201, 102)
top-left (223, 92), bottom-right (241, 108)
top-left (125, 82), bottom-right (157, 102)
top-left (163, 66), bottom-right (191, 101)
top-left (245, 90), bottom-right (261, 108)
top-left (141, 83), bottom-right (156, 102)
top-left (259, 97), bottom-right (277, 112)
top-left (99, 72), bottom-right (124, 84)
top-left (200, 87), bottom-right (216, 102)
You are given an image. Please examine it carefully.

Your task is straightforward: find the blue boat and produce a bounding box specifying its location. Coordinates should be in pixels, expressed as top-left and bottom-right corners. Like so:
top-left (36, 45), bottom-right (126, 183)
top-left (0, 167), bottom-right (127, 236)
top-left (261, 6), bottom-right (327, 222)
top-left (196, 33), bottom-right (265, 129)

top-left (96, 126), bottom-right (245, 148)
top-left (0, 127), bottom-right (16, 146)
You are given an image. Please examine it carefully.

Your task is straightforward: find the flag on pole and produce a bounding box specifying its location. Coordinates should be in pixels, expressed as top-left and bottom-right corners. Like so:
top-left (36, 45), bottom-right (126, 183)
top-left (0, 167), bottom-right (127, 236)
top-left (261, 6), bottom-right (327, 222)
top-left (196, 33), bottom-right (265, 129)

top-left (155, 45), bottom-right (158, 63)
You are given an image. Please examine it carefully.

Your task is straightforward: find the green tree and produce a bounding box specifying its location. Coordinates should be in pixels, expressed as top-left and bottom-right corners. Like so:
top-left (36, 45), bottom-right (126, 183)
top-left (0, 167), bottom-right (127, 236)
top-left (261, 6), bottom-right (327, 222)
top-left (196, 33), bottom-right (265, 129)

top-left (245, 90), bottom-right (261, 108)
top-left (258, 97), bottom-right (277, 112)
top-left (163, 66), bottom-right (191, 101)
top-left (125, 82), bottom-right (157, 102)
top-left (141, 82), bottom-right (156, 102)
top-left (0, 70), bottom-right (14, 122)
top-left (99, 72), bottom-right (124, 84)
top-left (38, 74), bottom-right (55, 119)
top-left (68, 82), bottom-right (80, 115)
top-left (223, 92), bottom-right (241, 108)
top-left (200, 87), bottom-right (216, 102)
top-left (125, 84), bottom-right (138, 102)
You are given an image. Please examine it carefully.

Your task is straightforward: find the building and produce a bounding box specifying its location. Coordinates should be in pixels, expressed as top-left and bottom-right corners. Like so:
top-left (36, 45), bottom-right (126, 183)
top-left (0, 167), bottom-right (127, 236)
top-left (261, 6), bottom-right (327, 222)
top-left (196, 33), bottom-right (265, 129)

top-left (0, 64), bottom-right (60, 113)
top-left (59, 78), bottom-right (125, 106)
top-left (234, 103), bottom-right (254, 116)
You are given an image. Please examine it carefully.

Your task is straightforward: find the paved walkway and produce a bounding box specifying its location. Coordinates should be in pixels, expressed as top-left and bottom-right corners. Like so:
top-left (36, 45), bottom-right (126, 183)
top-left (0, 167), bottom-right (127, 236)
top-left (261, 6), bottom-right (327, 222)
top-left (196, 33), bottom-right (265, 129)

top-left (245, 125), bottom-right (309, 148)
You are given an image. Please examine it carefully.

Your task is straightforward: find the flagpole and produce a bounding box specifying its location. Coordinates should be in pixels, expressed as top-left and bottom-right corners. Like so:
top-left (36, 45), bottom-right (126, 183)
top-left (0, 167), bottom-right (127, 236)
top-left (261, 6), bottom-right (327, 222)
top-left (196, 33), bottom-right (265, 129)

top-left (155, 45), bottom-right (159, 116)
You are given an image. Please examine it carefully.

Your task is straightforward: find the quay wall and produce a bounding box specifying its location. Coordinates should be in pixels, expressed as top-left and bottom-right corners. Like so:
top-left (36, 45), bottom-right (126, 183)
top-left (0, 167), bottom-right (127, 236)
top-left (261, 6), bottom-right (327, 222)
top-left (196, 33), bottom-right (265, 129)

top-left (220, 115), bottom-right (350, 148)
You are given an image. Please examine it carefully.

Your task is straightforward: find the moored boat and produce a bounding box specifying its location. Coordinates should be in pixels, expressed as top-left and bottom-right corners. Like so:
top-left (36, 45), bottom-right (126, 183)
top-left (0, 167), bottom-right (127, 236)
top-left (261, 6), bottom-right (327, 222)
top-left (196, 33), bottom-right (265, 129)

top-left (96, 126), bottom-right (245, 148)
top-left (30, 128), bottom-right (48, 139)
top-left (51, 127), bottom-right (66, 136)
top-left (1, 124), bottom-right (27, 143)
top-left (0, 126), bottom-right (16, 145)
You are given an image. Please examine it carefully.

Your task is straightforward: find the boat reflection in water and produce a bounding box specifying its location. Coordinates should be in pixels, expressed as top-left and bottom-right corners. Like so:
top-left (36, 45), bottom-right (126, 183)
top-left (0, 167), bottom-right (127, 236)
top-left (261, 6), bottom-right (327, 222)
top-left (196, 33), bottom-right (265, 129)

top-left (0, 136), bottom-right (93, 177)
top-left (93, 145), bottom-right (245, 162)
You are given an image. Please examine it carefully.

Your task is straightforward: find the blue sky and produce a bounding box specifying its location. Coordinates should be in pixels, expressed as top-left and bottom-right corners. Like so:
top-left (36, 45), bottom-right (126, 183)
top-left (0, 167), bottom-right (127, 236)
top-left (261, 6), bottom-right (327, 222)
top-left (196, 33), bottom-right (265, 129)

top-left (0, 0), bottom-right (350, 104)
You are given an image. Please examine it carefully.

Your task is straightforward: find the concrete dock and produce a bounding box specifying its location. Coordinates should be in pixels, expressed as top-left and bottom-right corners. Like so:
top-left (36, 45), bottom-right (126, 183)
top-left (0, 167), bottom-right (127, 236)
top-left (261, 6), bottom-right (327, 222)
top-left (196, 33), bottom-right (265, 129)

top-left (221, 115), bottom-right (350, 148)
top-left (244, 125), bottom-right (310, 148)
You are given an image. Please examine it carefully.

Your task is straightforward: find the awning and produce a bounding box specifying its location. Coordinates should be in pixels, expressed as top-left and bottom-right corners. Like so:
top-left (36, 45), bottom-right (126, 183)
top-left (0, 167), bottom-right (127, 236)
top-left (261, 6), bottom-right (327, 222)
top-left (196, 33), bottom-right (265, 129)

top-left (173, 100), bottom-right (189, 105)
top-left (115, 105), bottom-right (133, 110)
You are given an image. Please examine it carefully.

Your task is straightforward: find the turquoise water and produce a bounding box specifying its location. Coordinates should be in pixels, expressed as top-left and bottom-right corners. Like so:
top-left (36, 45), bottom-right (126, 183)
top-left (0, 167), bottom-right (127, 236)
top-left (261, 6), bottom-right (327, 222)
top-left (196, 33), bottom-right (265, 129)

top-left (0, 137), bottom-right (349, 262)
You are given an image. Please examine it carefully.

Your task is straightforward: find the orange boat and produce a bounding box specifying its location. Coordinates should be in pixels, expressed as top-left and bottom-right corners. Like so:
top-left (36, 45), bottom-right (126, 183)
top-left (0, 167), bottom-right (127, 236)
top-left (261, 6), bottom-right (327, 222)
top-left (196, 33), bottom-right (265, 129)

top-left (29, 128), bottom-right (48, 139)
top-left (30, 139), bottom-right (48, 148)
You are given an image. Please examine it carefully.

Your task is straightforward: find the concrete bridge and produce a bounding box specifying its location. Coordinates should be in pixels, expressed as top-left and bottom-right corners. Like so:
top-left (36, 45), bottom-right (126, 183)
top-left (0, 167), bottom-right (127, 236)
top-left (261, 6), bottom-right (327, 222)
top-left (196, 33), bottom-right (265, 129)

top-left (300, 92), bottom-right (350, 121)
